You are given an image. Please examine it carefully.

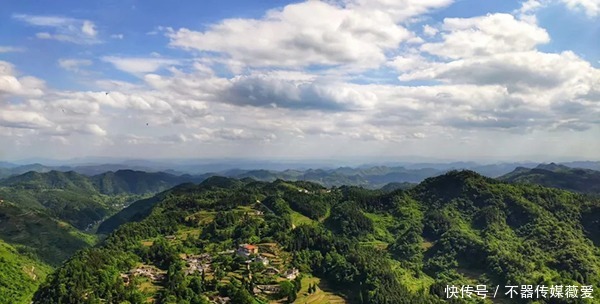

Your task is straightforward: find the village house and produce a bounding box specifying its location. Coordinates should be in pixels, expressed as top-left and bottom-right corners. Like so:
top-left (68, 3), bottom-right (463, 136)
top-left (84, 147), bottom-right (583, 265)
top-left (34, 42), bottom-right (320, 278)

top-left (283, 268), bottom-right (299, 280)
top-left (236, 244), bottom-right (258, 257)
top-left (256, 255), bottom-right (269, 266)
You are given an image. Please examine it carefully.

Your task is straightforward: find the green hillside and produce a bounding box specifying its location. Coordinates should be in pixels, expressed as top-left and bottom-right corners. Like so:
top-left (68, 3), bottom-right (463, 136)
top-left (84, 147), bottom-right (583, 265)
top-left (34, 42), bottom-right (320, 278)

top-left (0, 239), bottom-right (52, 304)
top-left (0, 170), bottom-right (202, 302)
top-left (0, 169), bottom-right (200, 231)
top-left (91, 170), bottom-right (203, 195)
top-left (0, 201), bottom-right (96, 266)
top-left (33, 171), bottom-right (600, 303)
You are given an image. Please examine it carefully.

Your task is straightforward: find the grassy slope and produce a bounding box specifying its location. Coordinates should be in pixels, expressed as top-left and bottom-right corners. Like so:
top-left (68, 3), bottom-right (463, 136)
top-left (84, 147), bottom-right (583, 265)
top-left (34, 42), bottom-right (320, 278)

top-left (0, 239), bottom-right (52, 304)
top-left (0, 202), bottom-right (97, 266)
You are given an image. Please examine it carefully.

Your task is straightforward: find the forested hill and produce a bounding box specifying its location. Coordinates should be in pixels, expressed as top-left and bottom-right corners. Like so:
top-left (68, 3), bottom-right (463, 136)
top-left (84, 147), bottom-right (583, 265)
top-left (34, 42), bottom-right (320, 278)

top-left (34, 171), bottom-right (600, 303)
top-left (0, 170), bottom-right (204, 303)
top-left (500, 163), bottom-right (600, 195)
top-left (0, 169), bottom-right (204, 195)
top-left (0, 169), bottom-right (205, 229)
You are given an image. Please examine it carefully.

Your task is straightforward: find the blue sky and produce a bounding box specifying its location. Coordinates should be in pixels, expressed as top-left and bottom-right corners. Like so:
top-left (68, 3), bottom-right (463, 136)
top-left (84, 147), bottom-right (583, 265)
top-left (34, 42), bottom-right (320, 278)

top-left (1, 0), bottom-right (600, 162)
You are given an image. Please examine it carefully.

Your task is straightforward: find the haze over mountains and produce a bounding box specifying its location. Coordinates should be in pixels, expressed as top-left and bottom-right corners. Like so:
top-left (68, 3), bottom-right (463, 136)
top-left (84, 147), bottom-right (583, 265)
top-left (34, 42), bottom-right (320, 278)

top-left (3, 159), bottom-right (600, 188)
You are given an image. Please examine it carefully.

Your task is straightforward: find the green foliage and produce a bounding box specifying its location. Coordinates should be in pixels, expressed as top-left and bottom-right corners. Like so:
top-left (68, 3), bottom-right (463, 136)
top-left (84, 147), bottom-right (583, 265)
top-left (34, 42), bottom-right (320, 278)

top-left (33, 172), bottom-right (600, 303)
top-left (0, 203), bottom-right (95, 265)
top-left (326, 201), bottom-right (374, 237)
top-left (0, 239), bottom-right (51, 304)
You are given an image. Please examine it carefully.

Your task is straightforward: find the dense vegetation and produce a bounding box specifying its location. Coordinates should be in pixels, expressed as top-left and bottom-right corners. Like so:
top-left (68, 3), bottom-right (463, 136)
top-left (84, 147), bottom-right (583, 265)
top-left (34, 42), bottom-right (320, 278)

top-left (0, 170), bottom-right (207, 303)
top-left (33, 171), bottom-right (600, 303)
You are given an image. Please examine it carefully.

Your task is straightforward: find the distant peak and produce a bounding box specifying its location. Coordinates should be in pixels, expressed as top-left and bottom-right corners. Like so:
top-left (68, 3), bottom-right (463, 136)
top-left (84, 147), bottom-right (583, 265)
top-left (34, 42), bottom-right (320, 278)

top-left (535, 163), bottom-right (570, 172)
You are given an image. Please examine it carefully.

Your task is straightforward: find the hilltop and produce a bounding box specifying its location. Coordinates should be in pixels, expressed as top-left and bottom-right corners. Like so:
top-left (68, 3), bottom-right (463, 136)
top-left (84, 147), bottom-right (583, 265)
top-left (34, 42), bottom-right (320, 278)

top-left (500, 163), bottom-right (600, 195)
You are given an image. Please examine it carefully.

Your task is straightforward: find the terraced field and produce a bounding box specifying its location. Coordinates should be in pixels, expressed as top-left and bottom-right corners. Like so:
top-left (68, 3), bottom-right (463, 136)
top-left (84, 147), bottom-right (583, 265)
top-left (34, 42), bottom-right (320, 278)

top-left (292, 276), bottom-right (347, 304)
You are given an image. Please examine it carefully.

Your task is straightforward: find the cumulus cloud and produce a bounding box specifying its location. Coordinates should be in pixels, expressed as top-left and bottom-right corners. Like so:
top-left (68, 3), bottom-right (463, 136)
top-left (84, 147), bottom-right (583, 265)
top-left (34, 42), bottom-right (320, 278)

top-left (13, 14), bottom-right (101, 44)
top-left (168, 1), bottom-right (414, 69)
top-left (0, 110), bottom-right (53, 129)
top-left (400, 51), bottom-right (596, 92)
top-left (0, 61), bottom-right (45, 96)
top-left (421, 13), bottom-right (549, 59)
top-left (562, 0), bottom-right (600, 16)
top-left (219, 73), bottom-right (378, 111)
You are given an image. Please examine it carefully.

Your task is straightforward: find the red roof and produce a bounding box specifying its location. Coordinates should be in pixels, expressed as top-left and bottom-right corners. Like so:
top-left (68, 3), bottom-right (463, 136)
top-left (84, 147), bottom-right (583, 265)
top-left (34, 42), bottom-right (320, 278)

top-left (242, 244), bottom-right (257, 250)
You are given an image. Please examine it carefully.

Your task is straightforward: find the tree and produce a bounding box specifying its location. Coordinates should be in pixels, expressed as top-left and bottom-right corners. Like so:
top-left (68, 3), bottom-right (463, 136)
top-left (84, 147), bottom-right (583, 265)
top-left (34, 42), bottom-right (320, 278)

top-left (279, 280), bottom-right (297, 302)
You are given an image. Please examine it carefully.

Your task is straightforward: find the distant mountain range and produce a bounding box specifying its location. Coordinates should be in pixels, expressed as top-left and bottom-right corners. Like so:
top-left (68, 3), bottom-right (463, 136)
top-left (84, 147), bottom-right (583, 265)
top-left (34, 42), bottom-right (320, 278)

top-left (3, 160), bottom-right (600, 191)
top-left (500, 163), bottom-right (600, 195)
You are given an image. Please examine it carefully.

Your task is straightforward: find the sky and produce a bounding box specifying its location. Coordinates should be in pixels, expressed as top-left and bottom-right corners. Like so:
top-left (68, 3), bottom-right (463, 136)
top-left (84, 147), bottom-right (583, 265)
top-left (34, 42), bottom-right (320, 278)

top-left (1, 0), bottom-right (600, 163)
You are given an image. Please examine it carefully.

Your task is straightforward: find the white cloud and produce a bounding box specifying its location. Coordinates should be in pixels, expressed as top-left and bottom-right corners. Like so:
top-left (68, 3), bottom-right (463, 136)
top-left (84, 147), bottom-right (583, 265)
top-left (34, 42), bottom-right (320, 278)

top-left (110, 34), bottom-right (124, 39)
top-left (346, 0), bottom-right (454, 22)
top-left (81, 20), bottom-right (97, 37)
top-left (80, 124), bottom-right (107, 136)
top-left (421, 13), bottom-right (550, 59)
top-left (387, 53), bottom-right (429, 72)
top-left (0, 110), bottom-right (53, 129)
top-left (102, 56), bottom-right (179, 74)
top-left (561, 0), bottom-right (600, 16)
top-left (519, 0), bottom-right (600, 17)
top-left (422, 24), bottom-right (439, 36)
top-left (0, 61), bottom-right (45, 96)
top-left (13, 14), bottom-right (101, 44)
top-left (168, 1), bottom-right (413, 69)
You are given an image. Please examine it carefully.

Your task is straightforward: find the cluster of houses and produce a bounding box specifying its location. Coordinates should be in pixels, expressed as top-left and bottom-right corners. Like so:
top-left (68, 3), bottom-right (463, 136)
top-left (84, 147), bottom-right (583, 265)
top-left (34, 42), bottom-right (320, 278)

top-left (237, 244), bottom-right (271, 266)
top-left (297, 188), bottom-right (332, 194)
top-left (121, 265), bottom-right (166, 284)
top-left (123, 242), bottom-right (299, 302)
top-left (183, 253), bottom-right (212, 275)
